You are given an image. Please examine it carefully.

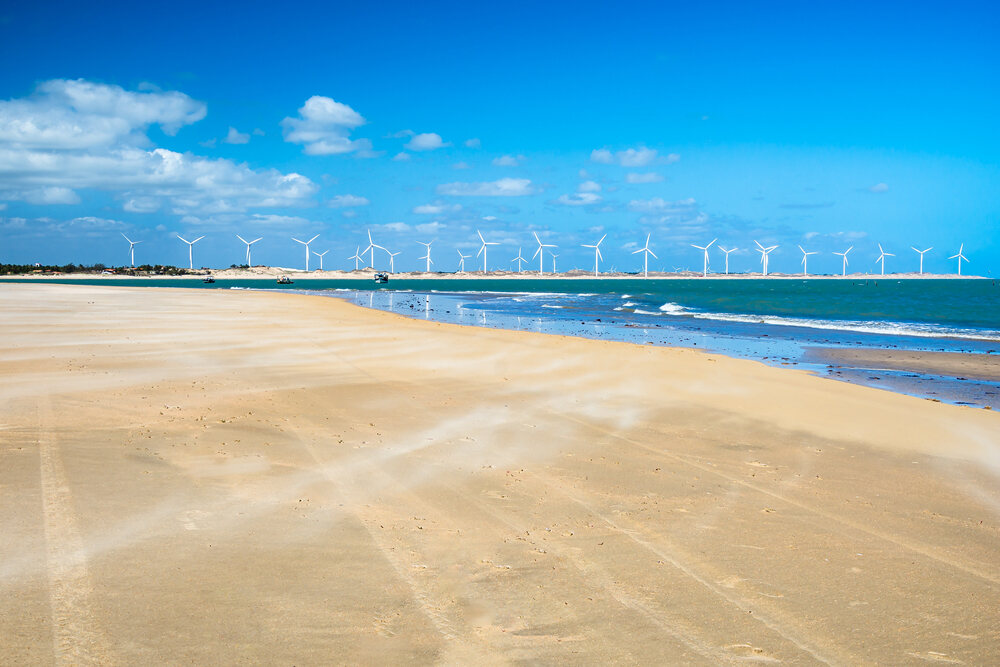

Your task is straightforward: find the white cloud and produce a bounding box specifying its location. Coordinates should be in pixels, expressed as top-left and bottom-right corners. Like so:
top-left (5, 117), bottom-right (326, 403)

top-left (492, 154), bottom-right (523, 167)
top-left (626, 172), bottom-right (663, 184)
top-left (327, 194), bottom-right (369, 208)
top-left (406, 132), bottom-right (450, 151)
top-left (379, 221), bottom-right (411, 232)
top-left (590, 146), bottom-right (676, 167)
top-left (392, 152), bottom-right (411, 161)
top-left (416, 221), bottom-right (445, 234)
top-left (12, 186), bottom-right (81, 205)
top-left (413, 202), bottom-right (461, 215)
top-left (590, 149), bottom-right (614, 164)
top-left (252, 128), bottom-right (265, 136)
top-left (452, 161), bottom-right (471, 169)
top-left (436, 177), bottom-right (536, 196)
top-left (0, 80), bottom-right (319, 214)
top-left (122, 196), bottom-right (160, 213)
top-left (281, 95), bottom-right (371, 155)
top-left (223, 126), bottom-right (250, 144)
top-left (628, 197), bottom-right (697, 212)
top-left (341, 209), bottom-right (357, 218)
top-left (464, 138), bottom-right (481, 148)
top-left (869, 182), bottom-right (889, 193)
top-left (3, 214), bottom-right (126, 236)
top-left (0, 79), bottom-right (205, 150)
top-left (578, 180), bottom-right (601, 192)
top-left (390, 129), bottom-right (415, 138)
top-left (556, 192), bottom-right (602, 206)
top-left (617, 147), bottom-right (657, 167)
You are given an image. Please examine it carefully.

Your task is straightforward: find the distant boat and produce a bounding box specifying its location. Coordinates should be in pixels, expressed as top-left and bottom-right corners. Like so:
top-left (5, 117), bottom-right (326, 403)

top-left (373, 272), bottom-right (389, 284)
top-left (202, 275), bottom-right (215, 284)
top-left (277, 276), bottom-right (293, 284)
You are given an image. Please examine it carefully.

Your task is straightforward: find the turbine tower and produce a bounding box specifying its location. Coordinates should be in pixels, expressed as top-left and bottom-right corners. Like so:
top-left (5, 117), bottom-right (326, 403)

top-left (581, 234), bottom-right (606, 276)
top-left (718, 246), bottom-right (737, 275)
top-left (476, 230), bottom-right (499, 273)
top-left (754, 240), bottom-right (777, 276)
top-left (312, 249), bottom-right (329, 271)
top-left (691, 238), bottom-right (716, 277)
top-left (532, 232), bottom-right (556, 275)
top-left (417, 241), bottom-right (434, 272)
top-left (876, 243), bottom-right (894, 276)
top-left (511, 248), bottom-right (527, 273)
top-left (348, 246), bottom-right (363, 270)
top-left (121, 233), bottom-right (141, 267)
top-left (176, 234), bottom-right (205, 270)
top-left (550, 253), bottom-right (559, 273)
top-left (456, 249), bottom-right (471, 272)
top-left (833, 247), bottom-right (853, 276)
top-left (291, 234), bottom-right (319, 271)
top-left (948, 243), bottom-right (968, 275)
top-left (632, 234), bottom-right (657, 277)
top-left (236, 235), bottom-right (262, 266)
top-left (911, 246), bottom-right (932, 275)
top-left (798, 245), bottom-right (818, 276)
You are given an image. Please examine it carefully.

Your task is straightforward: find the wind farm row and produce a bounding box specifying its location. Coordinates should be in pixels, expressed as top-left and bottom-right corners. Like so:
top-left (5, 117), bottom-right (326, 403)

top-left (113, 230), bottom-right (975, 278)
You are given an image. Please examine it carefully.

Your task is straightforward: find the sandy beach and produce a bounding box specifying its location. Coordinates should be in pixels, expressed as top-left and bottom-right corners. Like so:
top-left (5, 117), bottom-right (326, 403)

top-left (2, 283), bottom-right (999, 664)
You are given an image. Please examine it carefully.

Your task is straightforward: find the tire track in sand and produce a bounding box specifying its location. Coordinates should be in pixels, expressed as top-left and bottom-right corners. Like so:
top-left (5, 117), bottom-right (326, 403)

top-left (37, 397), bottom-right (113, 666)
top-left (568, 414), bottom-right (1000, 588)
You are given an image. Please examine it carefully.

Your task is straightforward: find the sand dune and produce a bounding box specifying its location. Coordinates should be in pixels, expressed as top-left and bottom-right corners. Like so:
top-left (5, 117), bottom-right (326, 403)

top-left (1, 283), bottom-right (998, 664)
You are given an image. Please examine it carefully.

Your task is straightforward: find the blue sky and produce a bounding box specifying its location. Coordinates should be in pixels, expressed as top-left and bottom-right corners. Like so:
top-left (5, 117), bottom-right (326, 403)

top-left (1, 0), bottom-right (997, 274)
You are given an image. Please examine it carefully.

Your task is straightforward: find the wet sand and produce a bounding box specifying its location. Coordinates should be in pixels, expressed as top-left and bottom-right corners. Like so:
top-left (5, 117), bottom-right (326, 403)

top-left (806, 347), bottom-right (1000, 383)
top-left (1, 283), bottom-right (999, 664)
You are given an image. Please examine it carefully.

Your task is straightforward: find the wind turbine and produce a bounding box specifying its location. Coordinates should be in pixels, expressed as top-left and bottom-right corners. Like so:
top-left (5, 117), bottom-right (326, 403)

top-left (236, 235), bottom-right (262, 266)
top-left (348, 246), bottom-right (363, 270)
top-left (691, 238), bottom-right (716, 277)
top-left (632, 234), bottom-right (657, 277)
top-left (798, 245), bottom-right (818, 276)
top-left (417, 241), bottom-right (434, 272)
top-left (387, 249), bottom-right (401, 273)
top-left (581, 234), bottom-right (606, 276)
top-left (312, 249), bottom-right (329, 271)
top-left (833, 247), bottom-right (853, 276)
top-left (876, 243), bottom-right (894, 276)
top-left (456, 249), bottom-right (471, 272)
top-left (550, 253), bottom-right (559, 273)
top-left (176, 234), bottom-right (205, 270)
top-left (532, 232), bottom-right (556, 275)
top-left (718, 246), bottom-right (737, 275)
top-left (754, 240), bottom-right (777, 276)
top-left (292, 234), bottom-right (319, 271)
top-left (911, 246), bottom-right (932, 275)
top-left (511, 248), bottom-right (527, 272)
top-left (476, 230), bottom-right (499, 273)
top-left (363, 229), bottom-right (377, 268)
top-left (121, 233), bottom-right (141, 267)
top-left (948, 243), bottom-right (968, 275)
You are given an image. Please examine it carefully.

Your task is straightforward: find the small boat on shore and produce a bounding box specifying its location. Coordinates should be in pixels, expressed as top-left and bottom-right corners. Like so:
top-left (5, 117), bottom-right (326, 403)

top-left (374, 272), bottom-right (389, 284)
top-left (202, 275), bottom-right (215, 284)
top-left (277, 276), bottom-right (293, 285)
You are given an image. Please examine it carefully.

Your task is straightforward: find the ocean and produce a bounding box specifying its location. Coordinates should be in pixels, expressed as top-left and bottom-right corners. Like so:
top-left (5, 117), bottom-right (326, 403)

top-left (6, 277), bottom-right (1000, 407)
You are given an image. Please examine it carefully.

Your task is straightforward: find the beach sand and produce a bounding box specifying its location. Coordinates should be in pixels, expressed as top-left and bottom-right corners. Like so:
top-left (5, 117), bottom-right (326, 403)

top-left (1, 283), bottom-right (998, 664)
